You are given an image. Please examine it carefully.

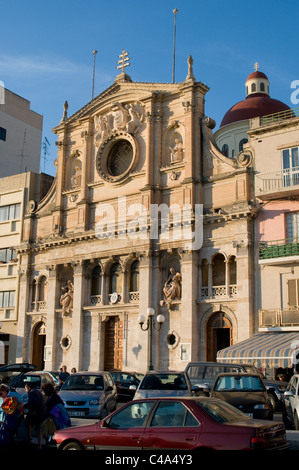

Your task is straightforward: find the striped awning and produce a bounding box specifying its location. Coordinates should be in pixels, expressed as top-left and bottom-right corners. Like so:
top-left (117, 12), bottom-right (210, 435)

top-left (217, 331), bottom-right (299, 369)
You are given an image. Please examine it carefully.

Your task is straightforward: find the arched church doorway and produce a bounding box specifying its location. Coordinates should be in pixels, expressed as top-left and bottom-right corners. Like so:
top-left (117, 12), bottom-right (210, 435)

top-left (104, 316), bottom-right (123, 370)
top-left (32, 322), bottom-right (46, 370)
top-left (206, 312), bottom-right (232, 362)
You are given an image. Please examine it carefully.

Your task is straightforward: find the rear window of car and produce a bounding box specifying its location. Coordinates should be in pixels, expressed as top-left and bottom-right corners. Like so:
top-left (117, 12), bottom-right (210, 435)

top-left (197, 400), bottom-right (251, 423)
top-left (140, 374), bottom-right (187, 390)
top-left (214, 375), bottom-right (264, 392)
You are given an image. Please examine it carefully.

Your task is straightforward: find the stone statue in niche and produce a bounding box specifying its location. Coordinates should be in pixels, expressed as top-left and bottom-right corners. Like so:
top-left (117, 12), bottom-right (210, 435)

top-left (60, 280), bottom-right (74, 316)
top-left (71, 165), bottom-right (81, 187)
top-left (162, 267), bottom-right (182, 308)
top-left (169, 136), bottom-right (184, 163)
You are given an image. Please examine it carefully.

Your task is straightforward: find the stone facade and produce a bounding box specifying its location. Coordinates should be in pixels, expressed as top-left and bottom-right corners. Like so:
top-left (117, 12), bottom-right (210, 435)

top-left (15, 56), bottom-right (257, 373)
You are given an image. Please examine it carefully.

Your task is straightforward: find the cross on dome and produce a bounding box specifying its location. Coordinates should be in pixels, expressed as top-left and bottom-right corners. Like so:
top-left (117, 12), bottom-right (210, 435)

top-left (254, 62), bottom-right (259, 71)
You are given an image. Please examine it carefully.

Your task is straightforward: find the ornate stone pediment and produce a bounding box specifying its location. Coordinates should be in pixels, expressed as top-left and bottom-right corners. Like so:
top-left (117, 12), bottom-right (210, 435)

top-left (94, 100), bottom-right (144, 145)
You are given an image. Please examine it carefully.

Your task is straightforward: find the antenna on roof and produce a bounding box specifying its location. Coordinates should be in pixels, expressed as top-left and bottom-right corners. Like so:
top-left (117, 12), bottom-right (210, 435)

top-left (92, 50), bottom-right (98, 100)
top-left (42, 137), bottom-right (50, 173)
top-left (172, 8), bottom-right (179, 83)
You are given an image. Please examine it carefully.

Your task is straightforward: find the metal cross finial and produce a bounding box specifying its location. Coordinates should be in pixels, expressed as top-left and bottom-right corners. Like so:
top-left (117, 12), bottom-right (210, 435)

top-left (117, 50), bottom-right (130, 73)
top-left (254, 62), bottom-right (259, 71)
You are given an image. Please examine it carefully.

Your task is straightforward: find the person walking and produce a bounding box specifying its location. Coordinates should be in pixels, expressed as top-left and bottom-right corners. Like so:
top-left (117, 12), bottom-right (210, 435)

top-left (24, 382), bottom-right (46, 450)
top-left (58, 365), bottom-right (70, 386)
top-left (0, 384), bottom-right (19, 449)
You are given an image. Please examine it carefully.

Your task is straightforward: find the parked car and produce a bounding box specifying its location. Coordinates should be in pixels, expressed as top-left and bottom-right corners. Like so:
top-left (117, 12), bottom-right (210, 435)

top-left (0, 362), bottom-right (36, 385)
top-left (10, 370), bottom-right (59, 402)
top-left (283, 374), bottom-right (299, 429)
top-left (210, 372), bottom-right (274, 420)
top-left (185, 361), bottom-right (287, 410)
top-left (53, 396), bottom-right (289, 450)
top-left (132, 370), bottom-right (199, 400)
top-left (109, 371), bottom-right (144, 401)
top-left (58, 371), bottom-right (117, 419)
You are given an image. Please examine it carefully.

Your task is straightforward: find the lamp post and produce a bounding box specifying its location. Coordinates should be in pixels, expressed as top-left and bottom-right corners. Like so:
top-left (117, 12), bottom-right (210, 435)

top-left (138, 308), bottom-right (165, 371)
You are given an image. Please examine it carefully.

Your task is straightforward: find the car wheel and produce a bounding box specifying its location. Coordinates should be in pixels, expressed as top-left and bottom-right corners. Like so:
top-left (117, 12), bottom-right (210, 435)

top-left (282, 407), bottom-right (292, 429)
top-left (294, 412), bottom-right (299, 430)
top-left (61, 440), bottom-right (84, 451)
top-left (268, 393), bottom-right (278, 412)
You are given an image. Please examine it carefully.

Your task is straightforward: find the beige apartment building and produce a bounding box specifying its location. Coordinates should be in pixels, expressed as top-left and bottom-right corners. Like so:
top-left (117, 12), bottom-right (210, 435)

top-left (0, 88), bottom-right (43, 177)
top-left (0, 172), bottom-right (53, 363)
top-left (15, 55), bottom-right (256, 373)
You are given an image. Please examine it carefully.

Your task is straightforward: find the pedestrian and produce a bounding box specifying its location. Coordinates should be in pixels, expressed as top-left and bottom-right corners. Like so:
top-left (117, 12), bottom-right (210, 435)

top-left (58, 365), bottom-right (70, 385)
top-left (41, 383), bottom-right (70, 443)
top-left (71, 367), bottom-right (77, 374)
top-left (24, 382), bottom-right (46, 450)
top-left (0, 384), bottom-right (19, 449)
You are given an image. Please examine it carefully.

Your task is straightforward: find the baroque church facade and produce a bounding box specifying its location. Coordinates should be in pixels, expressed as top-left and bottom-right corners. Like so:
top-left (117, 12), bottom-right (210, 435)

top-left (15, 55), bottom-right (256, 372)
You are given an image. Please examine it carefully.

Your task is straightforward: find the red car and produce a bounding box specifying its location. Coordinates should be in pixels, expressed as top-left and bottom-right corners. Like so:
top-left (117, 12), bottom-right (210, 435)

top-left (53, 397), bottom-right (289, 451)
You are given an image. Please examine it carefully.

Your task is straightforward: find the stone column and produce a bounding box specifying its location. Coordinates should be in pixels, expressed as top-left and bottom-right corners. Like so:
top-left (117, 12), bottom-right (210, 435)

top-left (16, 267), bottom-right (31, 362)
top-left (71, 261), bottom-right (85, 371)
top-left (44, 264), bottom-right (58, 370)
top-left (181, 250), bottom-right (198, 361)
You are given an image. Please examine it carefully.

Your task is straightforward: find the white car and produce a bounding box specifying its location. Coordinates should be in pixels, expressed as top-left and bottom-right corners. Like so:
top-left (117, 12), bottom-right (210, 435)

top-left (283, 374), bottom-right (299, 429)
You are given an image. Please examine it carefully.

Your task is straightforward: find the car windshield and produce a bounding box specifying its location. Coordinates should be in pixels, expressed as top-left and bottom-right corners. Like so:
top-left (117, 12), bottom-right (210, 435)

top-left (61, 374), bottom-right (104, 391)
top-left (140, 373), bottom-right (187, 390)
top-left (214, 375), bottom-right (264, 392)
top-left (198, 400), bottom-right (251, 423)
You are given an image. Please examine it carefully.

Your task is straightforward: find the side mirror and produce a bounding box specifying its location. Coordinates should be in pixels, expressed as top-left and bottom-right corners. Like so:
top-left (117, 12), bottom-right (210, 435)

top-left (284, 390), bottom-right (293, 397)
top-left (129, 384), bottom-right (137, 391)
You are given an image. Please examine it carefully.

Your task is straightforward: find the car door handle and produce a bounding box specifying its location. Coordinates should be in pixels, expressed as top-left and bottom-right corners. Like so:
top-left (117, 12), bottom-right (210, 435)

top-left (185, 437), bottom-right (195, 441)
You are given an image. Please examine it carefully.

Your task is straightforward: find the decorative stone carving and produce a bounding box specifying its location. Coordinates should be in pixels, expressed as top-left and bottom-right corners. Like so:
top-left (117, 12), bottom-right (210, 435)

top-left (60, 280), bottom-right (74, 316)
top-left (162, 267), bottom-right (182, 309)
top-left (94, 101), bottom-right (144, 145)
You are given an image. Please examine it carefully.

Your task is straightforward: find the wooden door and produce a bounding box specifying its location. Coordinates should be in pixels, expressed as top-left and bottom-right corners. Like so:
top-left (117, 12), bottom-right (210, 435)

top-left (104, 316), bottom-right (123, 370)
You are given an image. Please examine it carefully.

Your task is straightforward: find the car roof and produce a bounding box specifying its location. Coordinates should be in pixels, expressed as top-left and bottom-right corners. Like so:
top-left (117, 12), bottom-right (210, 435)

top-left (71, 371), bottom-right (108, 375)
top-left (0, 363), bottom-right (36, 373)
top-left (144, 370), bottom-right (185, 375)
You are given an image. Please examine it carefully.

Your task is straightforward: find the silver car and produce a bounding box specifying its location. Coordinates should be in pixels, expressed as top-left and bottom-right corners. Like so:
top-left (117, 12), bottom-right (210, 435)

top-left (283, 374), bottom-right (299, 429)
top-left (58, 371), bottom-right (117, 419)
top-left (132, 370), bottom-right (198, 400)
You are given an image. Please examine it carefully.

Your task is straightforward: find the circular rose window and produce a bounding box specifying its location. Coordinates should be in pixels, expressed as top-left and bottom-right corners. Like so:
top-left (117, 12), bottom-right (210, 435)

top-left (107, 140), bottom-right (133, 177)
top-left (96, 132), bottom-right (138, 182)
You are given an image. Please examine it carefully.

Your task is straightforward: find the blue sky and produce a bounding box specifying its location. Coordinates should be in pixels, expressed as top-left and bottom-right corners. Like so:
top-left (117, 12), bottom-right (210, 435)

top-left (0, 0), bottom-right (298, 176)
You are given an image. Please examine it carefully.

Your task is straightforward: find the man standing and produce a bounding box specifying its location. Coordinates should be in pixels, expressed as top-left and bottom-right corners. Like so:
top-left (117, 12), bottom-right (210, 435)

top-left (58, 365), bottom-right (70, 386)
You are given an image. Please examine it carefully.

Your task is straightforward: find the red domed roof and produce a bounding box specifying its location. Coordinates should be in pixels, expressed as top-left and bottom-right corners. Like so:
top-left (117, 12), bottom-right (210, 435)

top-left (220, 94), bottom-right (291, 127)
top-left (246, 70), bottom-right (268, 81)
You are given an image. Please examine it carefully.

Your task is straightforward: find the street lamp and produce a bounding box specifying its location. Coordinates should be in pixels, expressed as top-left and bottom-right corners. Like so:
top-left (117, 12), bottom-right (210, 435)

top-left (138, 308), bottom-right (165, 371)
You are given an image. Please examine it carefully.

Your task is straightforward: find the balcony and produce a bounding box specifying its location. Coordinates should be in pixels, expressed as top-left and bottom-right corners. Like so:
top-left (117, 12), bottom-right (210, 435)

top-left (259, 106), bottom-right (299, 127)
top-left (259, 307), bottom-right (299, 329)
top-left (256, 166), bottom-right (299, 200)
top-left (259, 238), bottom-right (299, 261)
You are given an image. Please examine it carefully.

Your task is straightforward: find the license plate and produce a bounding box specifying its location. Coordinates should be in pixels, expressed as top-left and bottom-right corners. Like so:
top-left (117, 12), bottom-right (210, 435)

top-left (68, 411), bottom-right (85, 417)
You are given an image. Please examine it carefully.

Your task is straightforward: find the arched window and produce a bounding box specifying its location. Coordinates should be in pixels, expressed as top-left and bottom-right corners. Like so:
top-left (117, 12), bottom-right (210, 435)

top-left (260, 82), bottom-right (265, 92)
top-left (212, 254), bottom-right (225, 286)
top-left (222, 144), bottom-right (229, 157)
top-left (251, 83), bottom-right (256, 92)
top-left (110, 263), bottom-right (122, 293)
top-left (91, 266), bottom-right (102, 295)
top-left (130, 260), bottom-right (139, 292)
top-left (239, 138), bottom-right (248, 152)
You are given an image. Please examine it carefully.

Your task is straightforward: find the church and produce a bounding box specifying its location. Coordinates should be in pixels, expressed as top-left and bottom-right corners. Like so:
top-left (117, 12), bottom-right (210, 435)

top-left (15, 53), bottom-right (258, 373)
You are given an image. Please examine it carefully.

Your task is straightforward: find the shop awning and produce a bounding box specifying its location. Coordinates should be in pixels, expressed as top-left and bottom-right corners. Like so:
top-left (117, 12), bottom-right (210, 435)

top-left (217, 331), bottom-right (299, 369)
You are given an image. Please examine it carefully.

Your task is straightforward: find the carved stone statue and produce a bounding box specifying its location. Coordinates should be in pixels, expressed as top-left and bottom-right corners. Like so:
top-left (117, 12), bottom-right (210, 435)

top-left (60, 280), bottom-right (74, 316)
top-left (169, 138), bottom-right (184, 163)
top-left (163, 268), bottom-right (182, 307)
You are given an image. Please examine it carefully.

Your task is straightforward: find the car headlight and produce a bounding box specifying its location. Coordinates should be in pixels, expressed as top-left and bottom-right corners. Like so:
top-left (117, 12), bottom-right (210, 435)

top-left (89, 399), bottom-right (100, 405)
